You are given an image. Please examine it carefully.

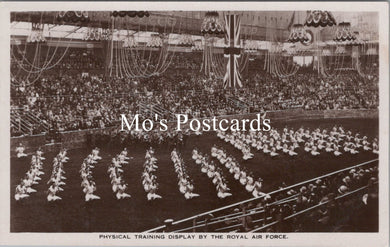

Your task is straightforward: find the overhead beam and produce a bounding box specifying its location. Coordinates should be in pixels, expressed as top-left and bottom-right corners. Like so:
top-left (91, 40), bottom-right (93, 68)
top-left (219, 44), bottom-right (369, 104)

top-left (11, 11), bottom-right (290, 41)
top-left (63, 26), bottom-right (83, 38)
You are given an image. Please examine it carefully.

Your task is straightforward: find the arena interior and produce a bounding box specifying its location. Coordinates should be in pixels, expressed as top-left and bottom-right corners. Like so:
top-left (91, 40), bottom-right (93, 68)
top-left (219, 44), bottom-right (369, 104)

top-left (10, 11), bottom-right (379, 232)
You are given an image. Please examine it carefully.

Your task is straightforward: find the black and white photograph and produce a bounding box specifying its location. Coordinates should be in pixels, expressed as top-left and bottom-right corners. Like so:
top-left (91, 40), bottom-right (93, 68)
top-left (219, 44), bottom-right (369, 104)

top-left (0, 1), bottom-right (389, 246)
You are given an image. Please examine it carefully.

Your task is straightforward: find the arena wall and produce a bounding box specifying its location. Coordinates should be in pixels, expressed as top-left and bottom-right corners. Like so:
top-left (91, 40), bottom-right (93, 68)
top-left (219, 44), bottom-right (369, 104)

top-left (10, 109), bottom-right (378, 155)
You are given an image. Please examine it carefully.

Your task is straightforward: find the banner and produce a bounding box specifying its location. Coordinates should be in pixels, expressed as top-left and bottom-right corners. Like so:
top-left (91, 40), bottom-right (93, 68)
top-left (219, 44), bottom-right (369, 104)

top-left (223, 14), bottom-right (242, 88)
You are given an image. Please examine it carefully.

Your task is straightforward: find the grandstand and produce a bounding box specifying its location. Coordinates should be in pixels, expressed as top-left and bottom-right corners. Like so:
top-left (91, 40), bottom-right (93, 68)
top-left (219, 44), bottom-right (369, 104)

top-left (10, 10), bottom-right (379, 233)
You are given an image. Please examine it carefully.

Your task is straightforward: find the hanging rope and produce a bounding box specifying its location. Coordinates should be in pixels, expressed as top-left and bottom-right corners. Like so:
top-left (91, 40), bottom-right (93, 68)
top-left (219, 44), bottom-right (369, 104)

top-left (11, 13), bottom-right (73, 86)
top-left (263, 15), bottom-right (299, 78)
top-left (107, 13), bottom-right (181, 79)
top-left (355, 42), bottom-right (377, 80)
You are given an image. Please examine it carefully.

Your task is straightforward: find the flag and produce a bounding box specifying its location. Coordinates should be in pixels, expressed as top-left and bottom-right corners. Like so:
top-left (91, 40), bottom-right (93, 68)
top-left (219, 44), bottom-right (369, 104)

top-left (223, 14), bottom-right (242, 88)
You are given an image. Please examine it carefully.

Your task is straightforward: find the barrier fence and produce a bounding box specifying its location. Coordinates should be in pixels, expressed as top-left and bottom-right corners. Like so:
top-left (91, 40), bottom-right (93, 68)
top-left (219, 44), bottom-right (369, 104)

top-left (250, 185), bottom-right (371, 232)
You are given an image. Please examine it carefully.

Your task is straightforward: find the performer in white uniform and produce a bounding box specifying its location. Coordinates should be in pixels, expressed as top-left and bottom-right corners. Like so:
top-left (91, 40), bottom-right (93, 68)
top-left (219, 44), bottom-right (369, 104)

top-left (15, 143), bottom-right (28, 158)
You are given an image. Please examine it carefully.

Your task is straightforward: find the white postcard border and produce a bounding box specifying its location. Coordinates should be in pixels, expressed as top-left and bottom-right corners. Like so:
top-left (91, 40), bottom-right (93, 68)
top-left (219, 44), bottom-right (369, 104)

top-left (0, 1), bottom-right (388, 246)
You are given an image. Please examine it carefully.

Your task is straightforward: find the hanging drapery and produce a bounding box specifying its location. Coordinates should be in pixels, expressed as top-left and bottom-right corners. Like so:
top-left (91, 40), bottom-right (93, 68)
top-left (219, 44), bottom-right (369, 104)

top-left (316, 45), bottom-right (346, 78)
top-left (11, 12), bottom-right (72, 86)
top-left (264, 14), bottom-right (299, 78)
top-left (304, 11), bottom-right (336, 28)
top-left (355, 42), bottom-right (378, 80)
top-left (287, 12), bottom-right (311, 44)
top-left (240, 25), bottom-right (258, 76)
top-left (201, 36), bottom-right (225, 79)
top-left (106, 12), bottom-right (180, 79)
top-left (200, 12), bottom-right (225, 79)
top-left (310, 26), bottom-right (346, 78)
top-left (264, 43), bottom-right (299, 78)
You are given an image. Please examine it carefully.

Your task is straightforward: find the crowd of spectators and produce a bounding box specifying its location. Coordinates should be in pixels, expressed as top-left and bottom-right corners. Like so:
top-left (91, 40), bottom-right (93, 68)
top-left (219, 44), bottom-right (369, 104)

top-left (187, 163), bottom-right (378, 232)
top-left (11, 48), bottom-right (379, 136)
top-left (240, 70), bottom-right (378, 111)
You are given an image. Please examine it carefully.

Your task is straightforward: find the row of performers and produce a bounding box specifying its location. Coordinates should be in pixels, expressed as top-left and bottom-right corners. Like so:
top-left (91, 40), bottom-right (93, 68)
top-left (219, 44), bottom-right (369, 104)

top-left (80, 148), bottom-right (102, 201)
top-left (171, 149), bottom-right (200, 200)
top-left (216, 125), bottom-right (378, 160)
top-left (142, 147), bottom-right (163, 200)
top-left (211, 146), bottom-right (269, 199)
top-left (108, 148), bottom-right (132, 199)
top-left (14, 149), bottom-right (45, 200)
top-left (192, 149), bottom-right (232, 199)
top-left (47, 149), bottom-right (69, 201)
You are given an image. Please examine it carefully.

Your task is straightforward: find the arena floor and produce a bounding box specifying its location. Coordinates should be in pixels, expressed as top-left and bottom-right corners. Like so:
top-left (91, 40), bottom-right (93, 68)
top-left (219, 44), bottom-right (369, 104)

top-left (10, 118), bottom-right (379, 232)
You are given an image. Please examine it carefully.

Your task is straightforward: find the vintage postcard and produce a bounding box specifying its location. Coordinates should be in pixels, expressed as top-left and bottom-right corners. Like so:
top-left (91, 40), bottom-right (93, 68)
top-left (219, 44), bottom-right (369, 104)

top-left (0, 1), bottom-right (388, 246)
